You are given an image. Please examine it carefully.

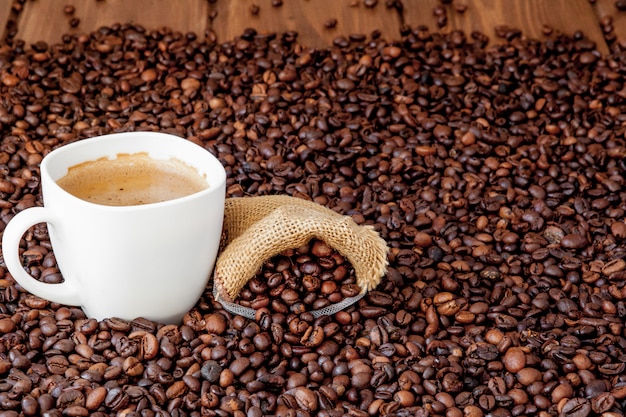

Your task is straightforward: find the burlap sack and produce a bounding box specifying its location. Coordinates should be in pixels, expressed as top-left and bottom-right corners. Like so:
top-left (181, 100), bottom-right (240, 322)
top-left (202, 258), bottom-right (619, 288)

top-left (212, 195), bottom-right (389, 317)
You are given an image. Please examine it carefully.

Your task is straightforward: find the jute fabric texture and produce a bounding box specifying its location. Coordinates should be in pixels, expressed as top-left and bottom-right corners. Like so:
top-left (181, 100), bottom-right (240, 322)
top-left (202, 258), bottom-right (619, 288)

top-left (213, 195), bottom-right (389, 304)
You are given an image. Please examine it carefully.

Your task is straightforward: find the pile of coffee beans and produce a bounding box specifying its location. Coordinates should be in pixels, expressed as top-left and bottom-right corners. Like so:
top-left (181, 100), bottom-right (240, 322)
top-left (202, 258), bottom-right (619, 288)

top-left (237, 239), bottom-right (361, 315)
top-left (0, 22), bottom-right (625, 417)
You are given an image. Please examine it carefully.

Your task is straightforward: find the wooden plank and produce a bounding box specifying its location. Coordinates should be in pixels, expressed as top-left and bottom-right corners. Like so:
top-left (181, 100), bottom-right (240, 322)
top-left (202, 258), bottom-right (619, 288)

top-left (404, 0), bottom-right (609, 55)
top-left (0, 0), bottom-right (14, 41)
top-left (211, 0), bottom-right (402, 48)
top-left (10, 0), bottom-right (616, 53)
top-left (16, 0), bottom-right (209, 46)
top-left (593, 0), bottom-right (626, 51)
top-left (391, 0), bottom-right (448, 33)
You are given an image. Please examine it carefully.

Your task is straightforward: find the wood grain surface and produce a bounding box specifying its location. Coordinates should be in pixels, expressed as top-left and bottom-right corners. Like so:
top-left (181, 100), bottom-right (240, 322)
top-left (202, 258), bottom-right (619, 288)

top-left (404, 0), bottom-right (609, 55)
top-left (3, 0), bottom-right (625, 55)
top-left (594, 0), bottom-right (626, 52)
top-left (0, 2), bottom-right (13, 41)
top-left (211, 0), bottom-right (402, 47)
top-left (15, 0), bottom-right (208, 46)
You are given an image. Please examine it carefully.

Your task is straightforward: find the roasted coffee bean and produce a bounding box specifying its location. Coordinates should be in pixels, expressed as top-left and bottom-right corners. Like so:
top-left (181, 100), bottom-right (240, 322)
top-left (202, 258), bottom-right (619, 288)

top-left (201, 360), bottom-right (222, 383)
top-left (85, 387), bottom-right (107, 411)
top-left (503, 347), bottom-right (526, 373)
top-left (561, 398), bottom-right (592, 417)
top-left (103, 387), bottom-right (128, 412)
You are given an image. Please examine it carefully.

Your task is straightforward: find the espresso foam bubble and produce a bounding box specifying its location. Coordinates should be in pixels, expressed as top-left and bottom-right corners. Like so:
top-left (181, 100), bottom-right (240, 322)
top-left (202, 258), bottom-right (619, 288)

top-left (56, 152), bottom-right (208, 206)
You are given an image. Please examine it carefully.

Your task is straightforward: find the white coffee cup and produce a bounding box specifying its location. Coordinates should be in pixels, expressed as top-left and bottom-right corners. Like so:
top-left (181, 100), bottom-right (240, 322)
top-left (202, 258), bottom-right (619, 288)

top-left (2, 132), bottom-right (226, 324)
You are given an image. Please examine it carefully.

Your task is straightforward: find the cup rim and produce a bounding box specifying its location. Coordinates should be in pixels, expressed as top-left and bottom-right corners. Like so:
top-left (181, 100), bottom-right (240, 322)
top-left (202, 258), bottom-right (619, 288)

top-left (40, 132), bottom-right (226, 210)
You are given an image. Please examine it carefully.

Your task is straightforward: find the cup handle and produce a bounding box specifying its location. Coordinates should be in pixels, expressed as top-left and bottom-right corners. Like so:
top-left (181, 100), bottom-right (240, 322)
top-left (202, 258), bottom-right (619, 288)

top-left (2, 207), bottom-right (81, 306)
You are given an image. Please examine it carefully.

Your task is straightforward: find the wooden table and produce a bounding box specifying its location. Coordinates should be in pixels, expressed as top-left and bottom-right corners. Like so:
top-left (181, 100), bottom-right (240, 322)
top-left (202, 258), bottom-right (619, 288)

top-left (2, 0), bottom-right (625, 55)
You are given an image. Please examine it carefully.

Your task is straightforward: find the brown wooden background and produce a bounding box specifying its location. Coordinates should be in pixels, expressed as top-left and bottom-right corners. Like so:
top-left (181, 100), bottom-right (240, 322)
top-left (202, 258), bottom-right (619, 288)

top-left (1, 0), bottom-right (625, 54)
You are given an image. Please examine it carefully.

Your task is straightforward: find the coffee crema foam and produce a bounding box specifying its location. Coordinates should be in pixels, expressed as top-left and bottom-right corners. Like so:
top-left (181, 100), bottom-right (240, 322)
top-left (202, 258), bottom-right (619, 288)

top-left (56, 152), bottom-right (208, 206)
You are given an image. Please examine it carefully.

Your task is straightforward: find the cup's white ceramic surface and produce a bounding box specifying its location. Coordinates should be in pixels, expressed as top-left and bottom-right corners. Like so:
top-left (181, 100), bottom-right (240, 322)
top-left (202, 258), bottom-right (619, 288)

top-left (2, 132), bottom-right (226, 323)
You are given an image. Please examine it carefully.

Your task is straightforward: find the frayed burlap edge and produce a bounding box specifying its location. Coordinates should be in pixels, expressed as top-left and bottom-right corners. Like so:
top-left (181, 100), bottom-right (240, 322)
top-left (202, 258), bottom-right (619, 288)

top-left (213, 195), bottom-right (389, 303)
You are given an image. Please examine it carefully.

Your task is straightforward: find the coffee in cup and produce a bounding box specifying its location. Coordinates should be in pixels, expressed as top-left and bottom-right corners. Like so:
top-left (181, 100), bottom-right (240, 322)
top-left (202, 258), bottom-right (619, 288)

top-left (56, 152), bottom-right (209, 206)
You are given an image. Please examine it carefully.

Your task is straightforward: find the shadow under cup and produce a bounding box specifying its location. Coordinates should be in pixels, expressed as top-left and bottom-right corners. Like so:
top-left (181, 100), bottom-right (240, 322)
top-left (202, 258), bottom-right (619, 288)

top-left (2, 132), bottom-right (227, 324)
